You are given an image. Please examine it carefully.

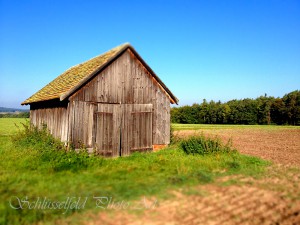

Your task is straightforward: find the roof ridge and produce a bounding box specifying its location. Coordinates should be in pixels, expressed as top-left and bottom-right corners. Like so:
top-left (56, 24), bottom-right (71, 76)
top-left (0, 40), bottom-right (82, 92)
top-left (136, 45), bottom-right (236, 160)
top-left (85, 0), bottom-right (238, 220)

top-left (53, 42), bottom-right (130, 82)
top-left (72, 42), bottom-right (131, 69)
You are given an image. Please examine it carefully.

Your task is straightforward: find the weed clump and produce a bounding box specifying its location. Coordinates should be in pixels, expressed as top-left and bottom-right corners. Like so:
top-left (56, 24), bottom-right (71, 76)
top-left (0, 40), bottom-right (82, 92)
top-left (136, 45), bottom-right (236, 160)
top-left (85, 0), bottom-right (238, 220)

top-left (12, 122), bottom-right (64, 150)
top-left (11, 122), bottom-right (102, 172)
top-left (180, 135), bottom-right (236, 155)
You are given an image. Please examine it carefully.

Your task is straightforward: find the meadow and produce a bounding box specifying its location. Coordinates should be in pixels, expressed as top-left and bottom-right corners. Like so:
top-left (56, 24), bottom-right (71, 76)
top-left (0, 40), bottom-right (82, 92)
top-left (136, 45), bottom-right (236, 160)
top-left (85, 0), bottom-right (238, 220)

top-left (0, 118), bottom-right (28, 135)
top-left (0, 118), bottom-right (299, 224)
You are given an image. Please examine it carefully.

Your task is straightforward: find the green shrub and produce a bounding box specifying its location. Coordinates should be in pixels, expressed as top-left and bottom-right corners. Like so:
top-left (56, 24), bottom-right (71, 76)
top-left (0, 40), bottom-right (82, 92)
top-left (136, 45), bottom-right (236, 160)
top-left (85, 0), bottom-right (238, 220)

top-left (11, 122), bottom-right (103, 172)
top-left (12, 122), bottom-right (63, 149)
top-left (180, 135), bottom-right (236, 155)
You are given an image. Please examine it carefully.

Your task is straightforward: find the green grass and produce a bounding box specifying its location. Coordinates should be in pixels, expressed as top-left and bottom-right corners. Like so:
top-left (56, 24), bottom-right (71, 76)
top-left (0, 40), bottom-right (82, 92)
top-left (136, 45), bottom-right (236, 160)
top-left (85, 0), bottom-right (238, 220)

top-left (0, 118), bottom-right (28, 135)
top-left (0, 119), bottom-right (270, 224)
top-left (172, 123), bottom-right (300, 131)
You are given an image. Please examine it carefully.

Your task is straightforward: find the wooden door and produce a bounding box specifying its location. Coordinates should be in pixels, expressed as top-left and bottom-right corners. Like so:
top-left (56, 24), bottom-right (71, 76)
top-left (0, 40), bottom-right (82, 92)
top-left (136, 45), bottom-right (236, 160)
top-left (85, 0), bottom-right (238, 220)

top-left (121, 104), bottom-right (153, 156)
top-left (94, 104), bottom-right (121, 157)
top-left (94, 104), bottom-right (153, 157)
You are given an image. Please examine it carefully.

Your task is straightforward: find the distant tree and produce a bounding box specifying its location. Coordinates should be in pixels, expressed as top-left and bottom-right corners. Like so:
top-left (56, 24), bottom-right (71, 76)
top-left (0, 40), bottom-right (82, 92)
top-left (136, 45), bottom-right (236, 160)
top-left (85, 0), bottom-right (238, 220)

top-left (282, 90), bottom-right (300, 125)
top-left (170, 90), bottom-right (299, 125)
top-left (227, 100), bottom-right (240, 124)
top-left (220, 103), bottom-right (231, 124)
top-left (257, 95), bottom-right (274, 125)
top-left (0, 112), bottom-right (29, 118)
top-left (170, 107), bottom-right (181, 123)
top-left (198, 99), bottom-right (208, 123)
top-left (270, 98), bottom-right (286, 125)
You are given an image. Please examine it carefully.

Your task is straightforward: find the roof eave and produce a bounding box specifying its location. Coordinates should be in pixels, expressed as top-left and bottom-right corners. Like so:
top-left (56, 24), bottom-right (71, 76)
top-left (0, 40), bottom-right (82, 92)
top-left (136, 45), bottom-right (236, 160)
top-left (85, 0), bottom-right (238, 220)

top-left (21, 96), bottom-right (60, 106)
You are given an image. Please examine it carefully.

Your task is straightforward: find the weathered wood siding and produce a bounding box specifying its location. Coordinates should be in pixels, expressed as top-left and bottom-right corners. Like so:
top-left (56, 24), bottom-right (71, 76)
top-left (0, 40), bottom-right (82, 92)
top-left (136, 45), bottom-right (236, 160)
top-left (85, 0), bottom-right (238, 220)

top-left (122, 104), bottom-right (153, 156)
top-left (68, 102), bottom-right (153, 155)
top-left (69, 49), bottom-right (170, 147)
top-left (68, 101), bottom-right (95, 148)
top-left (30, 106), bottom-right (69, 142)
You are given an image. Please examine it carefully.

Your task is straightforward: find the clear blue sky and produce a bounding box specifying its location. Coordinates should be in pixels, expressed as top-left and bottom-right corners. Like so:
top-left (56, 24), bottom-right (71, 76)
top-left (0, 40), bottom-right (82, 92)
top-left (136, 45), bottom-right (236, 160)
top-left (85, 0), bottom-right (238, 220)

top-left (0, 0), bottom-right (299, 109)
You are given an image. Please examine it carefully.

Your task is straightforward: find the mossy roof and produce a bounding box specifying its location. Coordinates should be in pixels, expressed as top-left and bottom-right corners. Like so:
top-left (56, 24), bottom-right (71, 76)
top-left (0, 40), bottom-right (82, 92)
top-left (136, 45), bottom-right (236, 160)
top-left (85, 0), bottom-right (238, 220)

top-left (22, 43), bottom-right (178, 105)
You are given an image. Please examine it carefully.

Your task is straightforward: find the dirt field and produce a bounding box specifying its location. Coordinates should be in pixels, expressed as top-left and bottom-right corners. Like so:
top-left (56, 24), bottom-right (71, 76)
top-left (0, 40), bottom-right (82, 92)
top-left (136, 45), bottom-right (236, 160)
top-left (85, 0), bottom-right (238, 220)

top-left (85, 127), bottom-right (300, 225)
top-left (87, 165), bottom-right (300, 225)
top-left (175, 127), bottom-right (300, 167)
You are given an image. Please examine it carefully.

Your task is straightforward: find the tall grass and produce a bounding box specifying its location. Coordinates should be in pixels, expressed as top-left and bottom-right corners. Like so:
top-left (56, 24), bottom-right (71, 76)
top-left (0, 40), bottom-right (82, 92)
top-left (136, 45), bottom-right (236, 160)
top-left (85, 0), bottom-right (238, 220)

top-left (11, 122), bottom-right (103, 172)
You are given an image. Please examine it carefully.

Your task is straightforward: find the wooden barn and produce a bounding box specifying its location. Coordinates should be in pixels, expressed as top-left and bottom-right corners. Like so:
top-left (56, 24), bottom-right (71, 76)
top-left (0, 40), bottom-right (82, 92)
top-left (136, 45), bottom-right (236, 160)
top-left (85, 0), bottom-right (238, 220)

top-left (22, 43), bottom-right (178, 157)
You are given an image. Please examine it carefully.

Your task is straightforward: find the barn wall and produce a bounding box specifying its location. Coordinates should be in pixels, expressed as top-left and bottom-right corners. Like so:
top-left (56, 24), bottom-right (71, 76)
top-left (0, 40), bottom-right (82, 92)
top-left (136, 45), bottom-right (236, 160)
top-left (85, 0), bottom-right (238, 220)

top-left (30, 104), bottom-right (69, 142)
top-left (69, 49), bottom-right (171, 146)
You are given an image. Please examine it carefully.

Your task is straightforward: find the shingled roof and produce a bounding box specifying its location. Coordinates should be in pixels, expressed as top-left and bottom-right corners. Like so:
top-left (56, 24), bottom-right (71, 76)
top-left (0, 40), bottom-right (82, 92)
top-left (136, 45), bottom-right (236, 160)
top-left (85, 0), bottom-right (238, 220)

top-left (22, 43), bottom-right (178, 105)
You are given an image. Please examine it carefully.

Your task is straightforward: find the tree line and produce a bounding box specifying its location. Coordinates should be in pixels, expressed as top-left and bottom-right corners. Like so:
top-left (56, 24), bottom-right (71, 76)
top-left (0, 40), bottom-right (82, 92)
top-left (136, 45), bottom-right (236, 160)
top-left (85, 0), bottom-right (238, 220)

top-left (171, 90), bottom-right (300, 125)
top-left (0, 112), bottom-right (29, 118)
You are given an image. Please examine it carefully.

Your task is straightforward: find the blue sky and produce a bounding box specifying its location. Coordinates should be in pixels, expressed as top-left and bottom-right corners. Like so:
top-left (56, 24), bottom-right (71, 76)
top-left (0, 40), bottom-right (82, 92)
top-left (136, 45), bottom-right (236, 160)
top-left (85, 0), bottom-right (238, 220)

top-left (0, 0), bottom-right (299, 108)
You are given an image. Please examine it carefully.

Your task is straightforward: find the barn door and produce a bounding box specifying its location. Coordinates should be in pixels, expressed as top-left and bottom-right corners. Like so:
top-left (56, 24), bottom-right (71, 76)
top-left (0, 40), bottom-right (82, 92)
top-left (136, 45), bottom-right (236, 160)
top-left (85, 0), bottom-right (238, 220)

top-left (121, 104), bottom-right (153, 156)
top-left (93, 104), bottom-right (152, 157)
top-left (94, 104), bottom-right (121, 157)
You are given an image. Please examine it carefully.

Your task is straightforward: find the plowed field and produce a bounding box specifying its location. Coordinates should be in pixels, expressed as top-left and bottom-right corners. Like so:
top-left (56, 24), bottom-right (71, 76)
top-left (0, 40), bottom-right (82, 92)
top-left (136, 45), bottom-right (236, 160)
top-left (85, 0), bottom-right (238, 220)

top-left (85, 126), bottom-right (300, 225)
top-left (175, 127), bottom-right (300, 167)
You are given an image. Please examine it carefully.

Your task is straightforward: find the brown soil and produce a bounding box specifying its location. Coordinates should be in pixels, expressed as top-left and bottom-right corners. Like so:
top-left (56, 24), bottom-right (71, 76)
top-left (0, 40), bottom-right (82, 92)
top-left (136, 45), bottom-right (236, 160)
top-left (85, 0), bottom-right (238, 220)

top-left (175, 128), bottom-right (300, 167)
top-left (86, 165), bottom-right (300, 225)
top-left (84, 128), bottom-right (300, 225)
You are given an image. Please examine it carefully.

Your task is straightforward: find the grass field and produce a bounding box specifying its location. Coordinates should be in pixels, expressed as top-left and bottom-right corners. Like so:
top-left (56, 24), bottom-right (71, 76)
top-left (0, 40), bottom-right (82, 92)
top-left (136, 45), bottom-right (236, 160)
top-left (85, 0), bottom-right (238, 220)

top-left (0, 118), bottom-right (299, 224)
top-left (0, 118), bottom-right (28, 135)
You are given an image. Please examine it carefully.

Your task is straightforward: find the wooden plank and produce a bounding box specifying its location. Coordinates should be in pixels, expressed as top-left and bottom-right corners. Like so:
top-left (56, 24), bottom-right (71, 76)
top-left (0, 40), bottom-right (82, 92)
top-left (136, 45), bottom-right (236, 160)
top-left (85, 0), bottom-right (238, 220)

top-left (82, 102), bottom-right (88, 146)
top-left (67, 101), bottom-right (74, 145)
top-left (127, 104), bottom-right (153, 153)
top-left (97, 104), bottom-right (103, 150)
top-left (94, 104), bottom-right (120, 156)
top-left (74, 101), bottom-right (79, 147)
top-left (92, 105), bottom-right (97, 149)
top-left (165, 97), bottom-right (171, 144)
top-left (120, 104), bottom-right (126, 156)
top-left (87, 103), bottom-right (94, 147)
